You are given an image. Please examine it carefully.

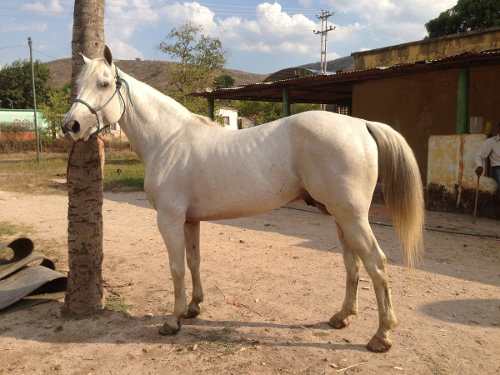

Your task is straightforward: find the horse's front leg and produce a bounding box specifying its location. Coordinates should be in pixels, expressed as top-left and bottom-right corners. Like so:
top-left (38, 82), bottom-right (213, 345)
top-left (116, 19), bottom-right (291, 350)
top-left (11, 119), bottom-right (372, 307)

top-left (184, 221), bottom-right (203, 318)
top-left (157, 211), bottom-right (187, 335)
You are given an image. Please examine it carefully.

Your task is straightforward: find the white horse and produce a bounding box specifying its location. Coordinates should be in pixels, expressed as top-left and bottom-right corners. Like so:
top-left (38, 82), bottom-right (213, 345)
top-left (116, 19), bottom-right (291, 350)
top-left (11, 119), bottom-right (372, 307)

top-left (63, 47), bottom-right (424, 353)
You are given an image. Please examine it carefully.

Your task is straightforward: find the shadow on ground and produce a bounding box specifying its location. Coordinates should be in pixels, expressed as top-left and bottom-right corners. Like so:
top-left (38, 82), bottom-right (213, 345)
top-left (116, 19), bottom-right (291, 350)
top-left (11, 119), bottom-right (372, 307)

top-left (0, 300), bottom-right (366, 352)
top-left (420, 298), bottom-right (500, 327)
top-left (105, 193), bottom-right (500, 288)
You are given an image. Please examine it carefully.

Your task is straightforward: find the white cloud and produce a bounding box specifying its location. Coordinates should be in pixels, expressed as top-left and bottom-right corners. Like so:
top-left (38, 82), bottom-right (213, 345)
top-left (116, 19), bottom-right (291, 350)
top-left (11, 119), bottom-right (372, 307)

top-left (162, 2), bottom-right (217, 34)
top-left (106, 0), bottom-right (158, 59)
top-left (0, 23), bottom-right (48, 33)
top-left (108, 0), bottom-right (449, 66)
top-left (108, 38), bottom-right (144, 59)
top-left (255, 2), bottom-right (316, 36)
top-left (157, 2), bottom-right (357, 58)
top-left (21, 0), bottom-right (63, 14)
top-left (328, 0), bottom-right (457, 42)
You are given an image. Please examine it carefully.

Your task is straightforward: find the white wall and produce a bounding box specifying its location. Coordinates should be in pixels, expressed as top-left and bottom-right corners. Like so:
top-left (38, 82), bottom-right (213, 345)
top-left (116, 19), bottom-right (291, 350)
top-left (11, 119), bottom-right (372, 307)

top-left (217, 108), bottom-right (239, 130)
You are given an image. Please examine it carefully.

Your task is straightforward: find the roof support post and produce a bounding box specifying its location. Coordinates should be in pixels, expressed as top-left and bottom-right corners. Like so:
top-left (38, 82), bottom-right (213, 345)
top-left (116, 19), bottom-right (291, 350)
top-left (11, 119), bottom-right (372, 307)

top-left (207, 96), bottom-right (215, 121)
top-left (282, 87), bottom-right (291, 117)
top-left (456, 68), bottom-right (469, 134)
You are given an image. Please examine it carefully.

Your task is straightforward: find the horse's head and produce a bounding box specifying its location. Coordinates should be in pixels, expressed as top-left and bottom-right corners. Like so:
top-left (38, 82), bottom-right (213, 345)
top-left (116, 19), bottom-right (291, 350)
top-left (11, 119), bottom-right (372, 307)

top-left (62, 46), bottom-right (124, 141)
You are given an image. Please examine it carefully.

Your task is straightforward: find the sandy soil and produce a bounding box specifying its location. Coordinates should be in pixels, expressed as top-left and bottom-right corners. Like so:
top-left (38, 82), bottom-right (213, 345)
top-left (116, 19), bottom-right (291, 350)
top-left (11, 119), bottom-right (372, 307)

top-left (0, 190), bottom-right (499, 374)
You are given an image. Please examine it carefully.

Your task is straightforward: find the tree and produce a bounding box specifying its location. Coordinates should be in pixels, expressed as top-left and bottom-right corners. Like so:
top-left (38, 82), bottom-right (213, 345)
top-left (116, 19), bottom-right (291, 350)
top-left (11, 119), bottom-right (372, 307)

top-left (39, 85), bottom-right (71, 140)
top-left (234, 101), bottom-right (320, 125)
top-left (159, 23), bottom-right (225, 113)
top-left (426, 0), bottom-right (500, 38)
top-left (62, 0), bottom-right (106, 317)
top-left (214, 74), bottom-right (235, 89)
top-left (0, 60), bottom-right (50, 109)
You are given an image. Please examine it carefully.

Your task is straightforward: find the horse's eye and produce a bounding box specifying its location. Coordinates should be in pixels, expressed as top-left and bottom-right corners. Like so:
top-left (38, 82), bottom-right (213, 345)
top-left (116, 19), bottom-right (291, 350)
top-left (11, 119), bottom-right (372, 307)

top-left (99, 81), bottom-right (110, 88)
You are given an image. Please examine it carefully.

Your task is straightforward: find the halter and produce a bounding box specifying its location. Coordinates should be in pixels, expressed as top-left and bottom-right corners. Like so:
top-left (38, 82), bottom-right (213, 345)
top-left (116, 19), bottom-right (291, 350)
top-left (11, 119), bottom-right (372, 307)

top-left (73, 69), bottom-right (131, 136)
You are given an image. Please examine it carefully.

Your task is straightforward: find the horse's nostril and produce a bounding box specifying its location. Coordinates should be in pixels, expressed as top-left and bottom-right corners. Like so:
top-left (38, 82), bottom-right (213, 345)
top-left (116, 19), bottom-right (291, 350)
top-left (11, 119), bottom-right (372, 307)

top-left (61, 124), bottom-right (68, 134)
top-left (71, 121), bottom-right (80, 133)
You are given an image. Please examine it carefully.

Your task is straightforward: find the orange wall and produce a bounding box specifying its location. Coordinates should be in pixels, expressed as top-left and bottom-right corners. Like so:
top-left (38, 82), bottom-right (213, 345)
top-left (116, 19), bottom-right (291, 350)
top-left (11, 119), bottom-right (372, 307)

top-left (469, 64), bottom-right (500, 129)
top-left (0, 131), bottom-right (36, 141)
top-left (352, 69), bottom-right (459, 180)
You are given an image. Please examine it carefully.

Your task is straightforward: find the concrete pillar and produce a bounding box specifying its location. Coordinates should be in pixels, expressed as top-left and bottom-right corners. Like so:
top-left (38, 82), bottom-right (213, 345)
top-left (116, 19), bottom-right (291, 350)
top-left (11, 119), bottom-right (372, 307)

top-left (456, 68), bottom-right (469, 134)
top-left (282, 87), bottom-right (291, 117)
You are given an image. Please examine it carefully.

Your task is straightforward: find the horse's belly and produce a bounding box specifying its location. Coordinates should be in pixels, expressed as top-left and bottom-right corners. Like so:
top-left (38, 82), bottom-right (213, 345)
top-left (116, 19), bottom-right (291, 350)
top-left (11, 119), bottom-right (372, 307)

top-left (186, 185), bottom-right (302, 221)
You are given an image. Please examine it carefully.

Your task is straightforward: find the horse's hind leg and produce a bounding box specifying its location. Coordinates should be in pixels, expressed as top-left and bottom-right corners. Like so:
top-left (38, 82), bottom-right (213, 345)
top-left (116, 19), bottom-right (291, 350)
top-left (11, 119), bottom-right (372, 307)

top-left (157, 211), bottom-right (187, 335)
top-left (184, 221), bottom-right (203, 318)
top-left (333, 216), bottom-right (398, 353)
top-left (329, 223), bottom-right (361, 329)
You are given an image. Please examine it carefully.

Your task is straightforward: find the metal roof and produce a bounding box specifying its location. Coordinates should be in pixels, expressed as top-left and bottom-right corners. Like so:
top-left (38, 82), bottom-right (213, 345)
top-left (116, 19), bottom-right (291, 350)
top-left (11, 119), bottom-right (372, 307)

top-left (192, 49), bottom-right (500, 104)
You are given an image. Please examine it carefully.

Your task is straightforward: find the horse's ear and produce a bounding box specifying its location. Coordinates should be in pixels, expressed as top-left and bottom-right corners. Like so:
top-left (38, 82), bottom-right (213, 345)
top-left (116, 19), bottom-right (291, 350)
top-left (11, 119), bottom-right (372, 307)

top-left (104, 45), bottom-right (113, 66)
top-left (80, 53), bottom-right (91, 65)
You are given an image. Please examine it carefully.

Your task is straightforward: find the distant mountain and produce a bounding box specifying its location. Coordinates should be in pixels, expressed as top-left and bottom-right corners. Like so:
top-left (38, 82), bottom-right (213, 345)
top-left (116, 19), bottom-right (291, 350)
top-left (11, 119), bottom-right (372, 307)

top-left (298, 56), bottom-right (354, 73)
top-left (46, 58), bottom-right (267, 91)
top-left (264, 56), bottom-right (355, 82)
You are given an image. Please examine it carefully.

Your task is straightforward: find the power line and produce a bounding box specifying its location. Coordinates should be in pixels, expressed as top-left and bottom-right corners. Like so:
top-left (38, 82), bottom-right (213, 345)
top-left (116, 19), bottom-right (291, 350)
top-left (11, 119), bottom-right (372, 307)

top-left (0, 44), bottom-right (25, 51)
top-left (313, 10), bottom-right (335, 75)
top-left (1, 1), bottom-right (319, 16)
top-left (33, 49), bottom-right (61, 60)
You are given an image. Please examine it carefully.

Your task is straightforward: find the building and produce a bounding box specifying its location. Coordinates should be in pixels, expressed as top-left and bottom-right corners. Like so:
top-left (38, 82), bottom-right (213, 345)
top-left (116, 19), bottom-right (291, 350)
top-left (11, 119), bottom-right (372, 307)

top-left (193, 27), bottom-right (500, 218)
top-left (0, 109), bottom-right (48, 129)
top-left (217, 107), bottom-right (239, 130)
top-left (0, 109), bottom-right (48, 141)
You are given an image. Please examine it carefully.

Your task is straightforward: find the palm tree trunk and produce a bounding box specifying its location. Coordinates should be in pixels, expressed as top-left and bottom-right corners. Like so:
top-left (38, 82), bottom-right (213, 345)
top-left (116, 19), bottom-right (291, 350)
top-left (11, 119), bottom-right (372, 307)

top-left (62, 0), bottom-right (105, 316)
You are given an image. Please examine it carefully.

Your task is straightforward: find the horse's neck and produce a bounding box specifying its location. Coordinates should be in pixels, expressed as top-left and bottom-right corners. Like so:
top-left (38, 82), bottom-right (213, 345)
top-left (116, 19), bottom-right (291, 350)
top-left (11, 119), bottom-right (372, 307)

top-left (118, 71), bottom-right (193, 163)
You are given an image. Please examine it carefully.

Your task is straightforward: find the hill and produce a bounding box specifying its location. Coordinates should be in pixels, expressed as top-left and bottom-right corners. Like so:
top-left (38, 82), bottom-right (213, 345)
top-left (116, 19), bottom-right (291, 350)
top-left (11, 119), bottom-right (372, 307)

top-left (46, 58), bottom-right (267, 92)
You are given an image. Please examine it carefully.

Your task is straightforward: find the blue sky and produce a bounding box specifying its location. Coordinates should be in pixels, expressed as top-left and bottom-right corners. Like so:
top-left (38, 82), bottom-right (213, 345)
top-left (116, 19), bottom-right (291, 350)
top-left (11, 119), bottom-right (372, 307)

top-left (0, 0), bottom-right (457, 74)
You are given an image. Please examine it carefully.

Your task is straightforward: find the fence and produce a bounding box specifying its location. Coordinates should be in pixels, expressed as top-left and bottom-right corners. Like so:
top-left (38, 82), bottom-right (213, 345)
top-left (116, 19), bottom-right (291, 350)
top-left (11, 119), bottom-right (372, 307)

top-left (0, 120), bottom-right (131, 153)
top-left (0, 136), bottom-right (131, 153)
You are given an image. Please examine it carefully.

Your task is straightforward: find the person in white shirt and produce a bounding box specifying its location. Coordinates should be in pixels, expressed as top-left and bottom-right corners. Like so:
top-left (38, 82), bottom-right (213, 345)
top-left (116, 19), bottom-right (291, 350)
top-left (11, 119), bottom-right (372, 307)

top-left (475, 122), bottom-right (500, 190)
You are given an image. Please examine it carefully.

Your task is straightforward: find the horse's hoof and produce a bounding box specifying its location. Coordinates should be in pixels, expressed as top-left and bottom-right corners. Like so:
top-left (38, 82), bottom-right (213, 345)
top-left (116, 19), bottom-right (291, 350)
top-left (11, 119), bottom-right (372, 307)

top-left (158, 316), bottom-right (181, 336)
top-left (184, 303), bottom-right (201, 319)
top-left (366, 335), bottom-right (392, 353)
top-left (328, 315), bottom-right (350, 329)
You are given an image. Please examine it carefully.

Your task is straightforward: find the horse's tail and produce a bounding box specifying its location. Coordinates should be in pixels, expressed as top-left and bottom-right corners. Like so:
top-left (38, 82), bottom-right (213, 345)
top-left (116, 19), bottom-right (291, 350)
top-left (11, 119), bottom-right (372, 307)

top-left (366, 121), bottom-right (424, 267)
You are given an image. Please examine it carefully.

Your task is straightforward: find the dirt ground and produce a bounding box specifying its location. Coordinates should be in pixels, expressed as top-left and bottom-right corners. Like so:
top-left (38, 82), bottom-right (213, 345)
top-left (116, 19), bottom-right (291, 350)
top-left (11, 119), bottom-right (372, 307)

top-left (0, 190), bottom-right (499, 375)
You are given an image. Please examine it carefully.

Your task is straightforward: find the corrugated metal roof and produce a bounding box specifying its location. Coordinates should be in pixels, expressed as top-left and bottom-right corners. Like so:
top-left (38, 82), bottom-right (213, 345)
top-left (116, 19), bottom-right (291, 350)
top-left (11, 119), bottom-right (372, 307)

top-left (192, 49), bottom-right (500, 103)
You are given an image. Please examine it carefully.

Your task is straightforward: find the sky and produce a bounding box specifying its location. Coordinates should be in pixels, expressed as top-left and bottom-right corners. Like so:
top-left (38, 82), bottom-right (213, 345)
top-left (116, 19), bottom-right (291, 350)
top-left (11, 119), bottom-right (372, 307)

top-left (0, 0), bottom-right (458, 74)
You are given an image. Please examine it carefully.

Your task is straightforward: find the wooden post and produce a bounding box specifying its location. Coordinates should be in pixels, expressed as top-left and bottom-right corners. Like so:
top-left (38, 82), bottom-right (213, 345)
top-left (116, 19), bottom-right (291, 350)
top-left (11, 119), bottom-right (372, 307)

top-left (208, 96), bottom-right (215, 121)
top-left (28, 37), bottom-right (40, 164)
top-left (282, 87), bottom-right (291, 117)
top-left (456, 68), bottom-right (469, 134)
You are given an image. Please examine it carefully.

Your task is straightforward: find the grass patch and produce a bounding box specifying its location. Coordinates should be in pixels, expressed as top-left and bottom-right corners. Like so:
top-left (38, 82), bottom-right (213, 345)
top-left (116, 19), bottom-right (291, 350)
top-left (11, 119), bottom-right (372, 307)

top-left (0, 151), bottom-right (145, 193)
top-left (104, 156), bottom-right (144, 191)
top-left (104, 292), bottom-right (131, 315)
top-left (0, 221), bottom-right (32, 241)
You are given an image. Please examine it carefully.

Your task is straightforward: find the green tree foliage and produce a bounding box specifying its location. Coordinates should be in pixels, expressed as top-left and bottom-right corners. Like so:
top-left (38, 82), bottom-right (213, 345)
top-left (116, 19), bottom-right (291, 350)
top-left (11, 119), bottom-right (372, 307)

top-left (39, 85), bottom-right (71, 140)
top-left (214, 74), bottom-right (235, 88)
top-left (0, 60), bottom-right (50, 109)
top-left (159, 23), bottom-right (225, 114)
top-left (426, 0), bottom-right (500, 38)
top-left (233, 101), bottom-right (320, 125)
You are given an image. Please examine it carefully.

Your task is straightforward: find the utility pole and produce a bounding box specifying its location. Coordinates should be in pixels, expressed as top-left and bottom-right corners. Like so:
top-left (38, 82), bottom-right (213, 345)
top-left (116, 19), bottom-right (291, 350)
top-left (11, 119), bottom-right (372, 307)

top-left (28, 37), bottom-right (40, 163)
top-left (313, 10), bottom-right (335, 74)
